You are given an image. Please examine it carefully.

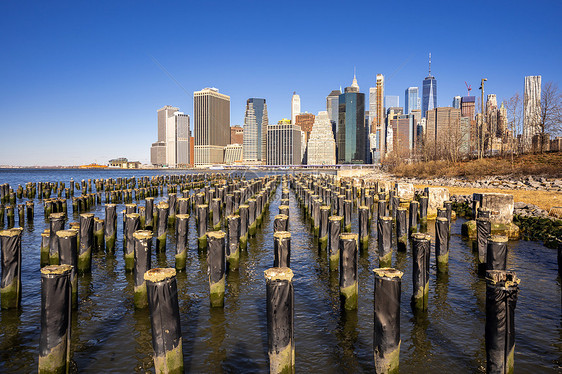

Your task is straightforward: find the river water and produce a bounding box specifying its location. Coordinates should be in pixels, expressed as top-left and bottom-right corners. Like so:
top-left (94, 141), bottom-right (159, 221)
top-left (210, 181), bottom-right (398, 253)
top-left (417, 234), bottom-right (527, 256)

top-left (0, 169), bottom-right (560, 373)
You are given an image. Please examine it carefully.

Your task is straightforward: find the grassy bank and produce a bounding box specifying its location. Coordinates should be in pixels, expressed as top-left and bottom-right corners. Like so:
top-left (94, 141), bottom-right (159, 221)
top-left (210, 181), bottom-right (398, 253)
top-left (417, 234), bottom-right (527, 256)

top-left (392, 152), bottom-right (562, 179)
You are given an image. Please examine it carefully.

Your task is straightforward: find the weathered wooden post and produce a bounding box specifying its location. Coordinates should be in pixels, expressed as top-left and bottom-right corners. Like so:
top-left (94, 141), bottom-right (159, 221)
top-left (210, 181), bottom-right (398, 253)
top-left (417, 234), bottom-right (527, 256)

top-left (155, 202), bottom-right (169, 253)
top-left (133, 230), bottom-right (152, 308)
top-left (409, 200), bottom-right (418, 233)
top-left (435, 217), bottom-right (450, 273)
top-left (207, 231), bottom-right (226, 307)
top-left (175, 214), bottom-right (189, 271)
top-left (125, 213), bottom-right (140, 271)
top-left (226, 214), bottom-right (241, 271)
top-left (340, 233), bottom-right (358, 310)
top-left (78, 213), bottom-right (94, 273)
top-left (239, 204), bottom-right (249, 250)
top-left (359, 206), bottom-right (370, 251)
top-left (56, 230), bottom-right (78, 308)
top-left (93, 217), bottom-right (104, 250)
top-left (328, 216), bottom-right (342, 271)
top-left (411, 233), bottom-right (431, 311)
top-left (104, 204), bottom-right (117, 252)
top-left (0, 227), bottom-right (23, 309)
top-left (378, 216), bottom-right (393, 268)
top-left (197, 204), bottom-right (208, 250)
top-left (396, 207), bottom-right (408, 252)
top-left (49, 212), bottom-right (66, 265)
top-left (274, 231), bottom-right (291, 268)
top-left (273, 214), bottom-right (289, 233)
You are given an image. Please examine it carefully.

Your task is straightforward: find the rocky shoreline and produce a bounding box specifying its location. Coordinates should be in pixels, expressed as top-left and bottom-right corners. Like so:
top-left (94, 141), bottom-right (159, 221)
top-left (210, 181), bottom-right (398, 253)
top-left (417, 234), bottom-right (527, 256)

top-left (401, 175), bottom-right (562, 192)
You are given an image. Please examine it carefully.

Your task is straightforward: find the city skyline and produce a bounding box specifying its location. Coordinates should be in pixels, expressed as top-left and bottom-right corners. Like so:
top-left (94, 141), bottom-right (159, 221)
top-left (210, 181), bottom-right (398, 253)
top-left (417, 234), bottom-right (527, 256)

top-left (1, 0), bottom-right (561, 165)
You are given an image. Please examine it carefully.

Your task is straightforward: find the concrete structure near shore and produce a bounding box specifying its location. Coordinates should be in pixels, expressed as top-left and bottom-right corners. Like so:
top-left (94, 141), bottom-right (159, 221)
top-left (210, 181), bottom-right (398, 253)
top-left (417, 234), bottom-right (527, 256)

top-left (424, 187), bottom-right (450, 220)
top-left (395, 183), bottom-right (414, 200)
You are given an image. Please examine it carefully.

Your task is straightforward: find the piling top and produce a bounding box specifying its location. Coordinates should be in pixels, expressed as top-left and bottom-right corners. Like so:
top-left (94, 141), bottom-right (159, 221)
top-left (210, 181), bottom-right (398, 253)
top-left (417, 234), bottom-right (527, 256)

top-left (69, 222), bottom-right (80, 229)
top-left (274, 231), bottom-right (291, 240)
top-left (197, 204), bottom-right (209, 209)
top-left (56, 230), bottom-right (77, 238)
top-left (411, 232), bottom-right (431, 241)
top-left (80, 213), bottom-right (94, 219)
top-left (278, 205), bottom-right (290, 210)
top-left (488, 235), bottom-right (508, 243)
top-left (49, 212), bottom-right (65, 220)
top-left (157, 202), bottom-right (169, 209)
top-left (329, 215), bottom-right (343, 221)
top-left (94, 217), bottom-right (104, 223)
top-left (436, 217), bottom-right (449, 222)
top-left (373, 268), bottom-right (404, 280)
top-left (321, 205), bottom-right (331, 210)
top-left (264, 267), bottom-right (294, 281)
top-left (41, 231), bottom-right (50, 237)
top-left (41, 264), bottom-right (73, 276)
top-left (380, 216), bottom-right (393, 222)
top-left (0, 227), bottom-right (23, 237)
top-left (105, 203), bottom-right (117, 208)
top-left (486, 270), bottom-right (520, 287)
top-left (176, 214), bottom-right (190, 220)
top-left (226, 214), bottom-right (240, 220)
top-left (125, 203), bottom-right (137, 208)
top-left (239, 204), bottom-right (249, 209)
top-left (144, 268), bottom-right (177, 283)
top-left (340, 233), bottom-right (358, 241)
top-left (397, 207), bottom-right (407, 211)
top-left (359, 205), bottom-right (368, 210)
top-left (133, 230), bottom-right (153, 240)
top-left (275, 214), bottom-right (289, 221)
top-left (207, 230), bottom-right (226, 239)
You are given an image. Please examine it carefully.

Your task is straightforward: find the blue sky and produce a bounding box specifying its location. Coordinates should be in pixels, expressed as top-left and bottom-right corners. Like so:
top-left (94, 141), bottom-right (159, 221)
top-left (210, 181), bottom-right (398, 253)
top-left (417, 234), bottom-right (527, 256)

top-left (1, 0), bottom-right (560, 166)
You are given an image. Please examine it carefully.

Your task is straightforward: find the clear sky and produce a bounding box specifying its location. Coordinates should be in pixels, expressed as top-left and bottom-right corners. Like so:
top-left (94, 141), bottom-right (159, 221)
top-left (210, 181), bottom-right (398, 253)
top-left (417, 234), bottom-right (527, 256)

top-left (1, 0), bottom-right (561, 166)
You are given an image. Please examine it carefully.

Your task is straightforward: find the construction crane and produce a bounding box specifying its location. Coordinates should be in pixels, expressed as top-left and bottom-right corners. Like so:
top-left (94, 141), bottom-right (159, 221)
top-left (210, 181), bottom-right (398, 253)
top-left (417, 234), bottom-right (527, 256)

top-left (465, 81), bottom-right (472, 96)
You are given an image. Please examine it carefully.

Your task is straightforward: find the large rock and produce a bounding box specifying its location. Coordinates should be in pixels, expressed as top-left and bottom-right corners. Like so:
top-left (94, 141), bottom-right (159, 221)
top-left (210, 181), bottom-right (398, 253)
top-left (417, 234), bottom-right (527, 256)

top-left (395, 183), bottom-right (414, 200)
top-left (424, 187), bottom-right (450, 220)
top-left (473, 193), bottom-right (514, 224)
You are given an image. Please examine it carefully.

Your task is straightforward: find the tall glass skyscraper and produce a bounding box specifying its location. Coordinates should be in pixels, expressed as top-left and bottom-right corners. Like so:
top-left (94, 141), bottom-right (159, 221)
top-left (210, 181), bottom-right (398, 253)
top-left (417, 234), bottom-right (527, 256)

top-left (337, 78), bottom-right (366, 164)
top-left (405, 87), bottom-right (420, 114)
top-left (243, 98), bottom-right (268, 162)
top-left (422, 76), bottom-right (437, 117)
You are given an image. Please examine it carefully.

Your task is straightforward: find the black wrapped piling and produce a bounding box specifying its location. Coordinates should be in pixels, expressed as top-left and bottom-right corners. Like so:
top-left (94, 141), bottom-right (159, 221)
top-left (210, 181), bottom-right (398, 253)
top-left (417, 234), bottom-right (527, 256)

top-left (211, 198), bottom-right (222, 231)
top-left (39, 264), bottom-right (72, 374)
top-left (409, 200), bottom-right (418, 233)
top-left (17, 204), bottom-right (24, 226)
top-left (40, 229), bottom-right (50, 267)
top-left (144, 197), bottom-right (154, 230)
top-left (197, 204), bottom-right (208, 250)
top-left (487, 235), bottom-right (508, 271)
top-left (175, 214), bottom-right (189, 271)
top-left (1, 227), bottom-right (23, 309)
top-left (104, 204), bottom-right (117, 252)
top-left (56, 230), bottom-right (78, 308)
top-left (265, 267), bottom-right (295, 374)
top-left (377, 216), bottom-right (393, 268)
top-left (125, 213), bottom-right (141, 271)
top-left (133, 230), bottom-right (152, 309)
top-left (168, 193), bottom-right (177, 226)
top-left (6, 205), bottom-right (14, 228)
top-left (486, 270), bottom-right (519, 374)
top-left (377, 199), bottom-right (388, 221)
top-left (435, 217), bottom-right (450, 272)
top-left (78, 213), bottom-right (94, 273)
top-left (274, 231), bottom-right (291, 268)
top-left (145, 268), bottom-right (183, 374)
top-left (373, 268), bottom-right (403, 374)
top-left (328, 216), bottom-right (342, 271)
top-left (396, 207), bottom-right (408, 252)
top-left (279, 205), bottom-right (290, 217)
top-left (343, 200), bottom-right (352, 232)
top-left (476, 217), bottom-right (492, 271)
top-left (419, 196), bottom-right (428, 227)
top-left (93, 217), bottom-right (104, 250)
top-left (156, 202), bottom-right (169, 253)
top-left (226, 215), bottom-right (241, 271)
top-left (207, 231), bottom-right (226, 307)
top-left (239, 204), bottom-right (249, 250)
top-left (340, 233), bottom-right (358, 310)
top-left (319, 206), bottom-right (330, 250)
top-left (26, 200), bottom-right (34, 221)
top-left (274, 214), bottom-right (289, 233)
top-left (49, 212), bottom-right (66, 265)
top-left (359, 206), bottom-right (370, 250)
top-left (411, 233), bottom-right (431, 311)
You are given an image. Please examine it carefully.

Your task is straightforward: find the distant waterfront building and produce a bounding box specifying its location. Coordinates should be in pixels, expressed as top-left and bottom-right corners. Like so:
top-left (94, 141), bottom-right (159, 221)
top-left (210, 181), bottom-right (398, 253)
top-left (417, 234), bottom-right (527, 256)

top-left (307, 111), bottom-right (336, 165)
top-left (194, 87), bottom-right (230, 165)
top-left (405, 87), bottom-right (420, 114)
top-left (422, 54), bottom-right (437, 117)
top-left (295, 113), bottom-right (315, 143)
top-left (384, 95), bottom-right (400, 109)
top-left (337, 76), bottom-right (367, 164)
top-left (150, 106), bottom-right (190, 167)
top-left (230, 125), bottom-right (243, 145)
top-left (371, 74), bottom-right (385, 162)
top-left (523, 75), bottom-right (542, 152)
top-left (176, 112), bottom-right (190, 168)
top-left (224, 144), bottom-right (243, 165)
top-left (267, 119), bottom-right (302, 165)
top-left (388, 113), bottom-right (415, 158)
top-left (452, 96), bottom-right (461, 109)
top-left (327, 90), bottom-right (341, 139)
top-left (291, 92), bottom-right (301, 125)
top-left (243, 98), bottom-right (268, 162)
top-left (426, 107), bottom-right (461, 157)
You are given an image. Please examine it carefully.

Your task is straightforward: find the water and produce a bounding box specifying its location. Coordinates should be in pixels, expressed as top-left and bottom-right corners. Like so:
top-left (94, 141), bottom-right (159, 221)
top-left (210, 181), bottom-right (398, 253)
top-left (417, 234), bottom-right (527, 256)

top-left (0, 169), bottom-right (560, 373)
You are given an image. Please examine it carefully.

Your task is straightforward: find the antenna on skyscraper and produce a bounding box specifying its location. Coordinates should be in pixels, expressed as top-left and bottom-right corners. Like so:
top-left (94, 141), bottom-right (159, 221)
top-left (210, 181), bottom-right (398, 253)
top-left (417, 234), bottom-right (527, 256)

top-left (428, 53), bottom-right (432, 76)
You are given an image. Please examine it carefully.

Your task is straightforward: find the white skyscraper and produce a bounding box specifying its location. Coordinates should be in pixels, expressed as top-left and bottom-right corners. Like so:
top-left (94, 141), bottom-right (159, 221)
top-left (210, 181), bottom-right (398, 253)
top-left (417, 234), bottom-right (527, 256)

top-left (307, 111), bottom-right (336, 165)
top-left (176, 112), bottom-right (190, 167)
top-left (523, 75), bottom-right (542, 152)
top-left (291, 92), bottom-right (301, 125)
top-left (150, 106), bottom-right (190, 167)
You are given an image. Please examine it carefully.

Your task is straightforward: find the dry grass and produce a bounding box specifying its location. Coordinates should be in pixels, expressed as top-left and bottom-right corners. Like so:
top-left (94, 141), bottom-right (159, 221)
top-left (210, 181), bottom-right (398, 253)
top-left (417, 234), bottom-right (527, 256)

top-left (392, 152), bottom-right (562, 179)
top-left (414, 184), bottom-right (562, 212)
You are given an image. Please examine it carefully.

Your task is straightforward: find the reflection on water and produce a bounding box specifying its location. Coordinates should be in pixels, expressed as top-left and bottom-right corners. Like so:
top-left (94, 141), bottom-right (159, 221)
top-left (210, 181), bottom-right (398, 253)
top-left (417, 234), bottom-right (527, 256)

top-left (0, 169), bottom-right (560, 372)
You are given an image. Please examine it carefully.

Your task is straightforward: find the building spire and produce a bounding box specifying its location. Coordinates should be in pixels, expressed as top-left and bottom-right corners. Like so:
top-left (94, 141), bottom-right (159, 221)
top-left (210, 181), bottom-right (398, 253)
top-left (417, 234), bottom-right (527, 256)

top-left (428, 53), bottom-right (432, 76)
top-left (351, 68), bottom-right (359, 91)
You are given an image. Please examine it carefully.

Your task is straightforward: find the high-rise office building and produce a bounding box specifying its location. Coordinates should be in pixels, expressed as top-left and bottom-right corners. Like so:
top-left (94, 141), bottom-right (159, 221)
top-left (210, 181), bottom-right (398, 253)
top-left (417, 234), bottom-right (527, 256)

top-left (295, 113), bottom-right (315, 143)
top-left (176, 112), bottom-right (190, 168)
top-left (243, 98), bottom-right (268, 162)
top-left (267, 119), bottom-right (302, 165)
top-left (452, 96), bottom-right (461, 109)
top-left (370, 74), bottom-right (385, 163)
top-left (461, 96), bottom-right (476, 119)
top-left (388, 113), bottom-right (415, 158)
top-left (405, 87), bottom-right (420, 114)
top-left (422, 54), bottom-right (437, 117)
top-left (327, 90), bottom-right (341, 139)
top-left (150, 106), bottom-right (190, 167)
top-left (194, 87), bottom-right (230, 165)
top-left (307, 111), bottom-right (336, 165)
top-left (230, 125), bottom-right (243, 145)
top-left (426, 107), bottom-right (461, 157)
top-left (385, 95), bottom-right (400, 109)
top-left (291, 92), bottom-right (301, 125)
top-left (523, 75), bottom-right (542, 151)
top-left (337, 76), bottom-right (367, 163)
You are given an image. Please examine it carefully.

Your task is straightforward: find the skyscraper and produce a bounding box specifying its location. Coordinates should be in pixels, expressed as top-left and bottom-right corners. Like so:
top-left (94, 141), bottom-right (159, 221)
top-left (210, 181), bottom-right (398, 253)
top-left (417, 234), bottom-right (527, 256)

top-left (337, 76), bottom-right (367, 164)
top-left (295, 113), bottom-right (315, 143)
top-left (405, 87), bottom-right (420, 114)
top-left (291, 92), bottom-right (301, 125)
top-left (230, 125), bottom-right (243, 145)
top-left (243, 98), bottom-right (268, 162)
top-left (194, 87), bottom-right (230, 165)
top-left (452, 96), bottom-right (461, 109)
top-left (307, 111), bottom-right (336, 165)
top-left (370, 74), bottom-right (385, 163)
top-left (422, 54), bottom-right (437, 117)
top-left (461, 96), bottom-right (476, 119)
top-left (150, 105), bottom-right (190, 167)
top-left (327, 90), bottom-right (341, 139)
top-left (523, 75), bottom-right (542, 151)
top-left (426, 107), bottom-right (461, 157)
top-left (384, 95), bottom-right (399, 109)
top-left (176, 112), bottom-right (190, 167)
top-left (267, 119), bottom-right (302, 165)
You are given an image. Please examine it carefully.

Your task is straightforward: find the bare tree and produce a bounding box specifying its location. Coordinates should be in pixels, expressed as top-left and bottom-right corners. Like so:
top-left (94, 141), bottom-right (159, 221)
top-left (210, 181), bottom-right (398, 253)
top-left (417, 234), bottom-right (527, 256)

top-left (539, 81), bottom-right (562, 152)
top-left (505, 92), bottom-right (522, 165)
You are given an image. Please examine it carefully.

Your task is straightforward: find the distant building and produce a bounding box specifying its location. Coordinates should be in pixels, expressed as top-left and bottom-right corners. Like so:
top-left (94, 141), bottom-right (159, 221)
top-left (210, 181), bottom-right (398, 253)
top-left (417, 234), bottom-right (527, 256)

top-left (426, 107), bottom-right (461, 158)
top-left (243, 98), bottom-right (268, 162)
top-left (150, 106), bottom-right (190, 167)
top-left (267, 119), bottom-right (302, 165)
top-left (108, 157), bottom-right (128, 167)
top-left (461, 96), bottom-right (476, 119)
top-left (307, 111), bottom-right (336, 165)
top-left (327, 90), bottom-right (341, 140)
top-left (295, 113), bottom-right (315, 143)
top-left (224, 144), bottom-right (243, 165)
top-left (150, 141), bottom-right (166, 166)
top-left (176, 112), bottom-right (190, 168)
top-left (370, 74), bottom-right (385, 162)
top-left (194, 87), bottom-right (230, 165)
top-left (291, 92), bottom-right (301, 125)
top-left (385, 95), bottom-right (400, 109)
top-left (452, 96), bottom-right (461, 109)
top-left (523, 75), bottom-right (542, 152)
top-left (337, 76), bottom-right (367, 163)
top-left (405, 87), bottom-right (420, 114)
top-left (422, 54), bottom-right (437, 117)
top-left (230, 125), bottom-right (244, 145)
